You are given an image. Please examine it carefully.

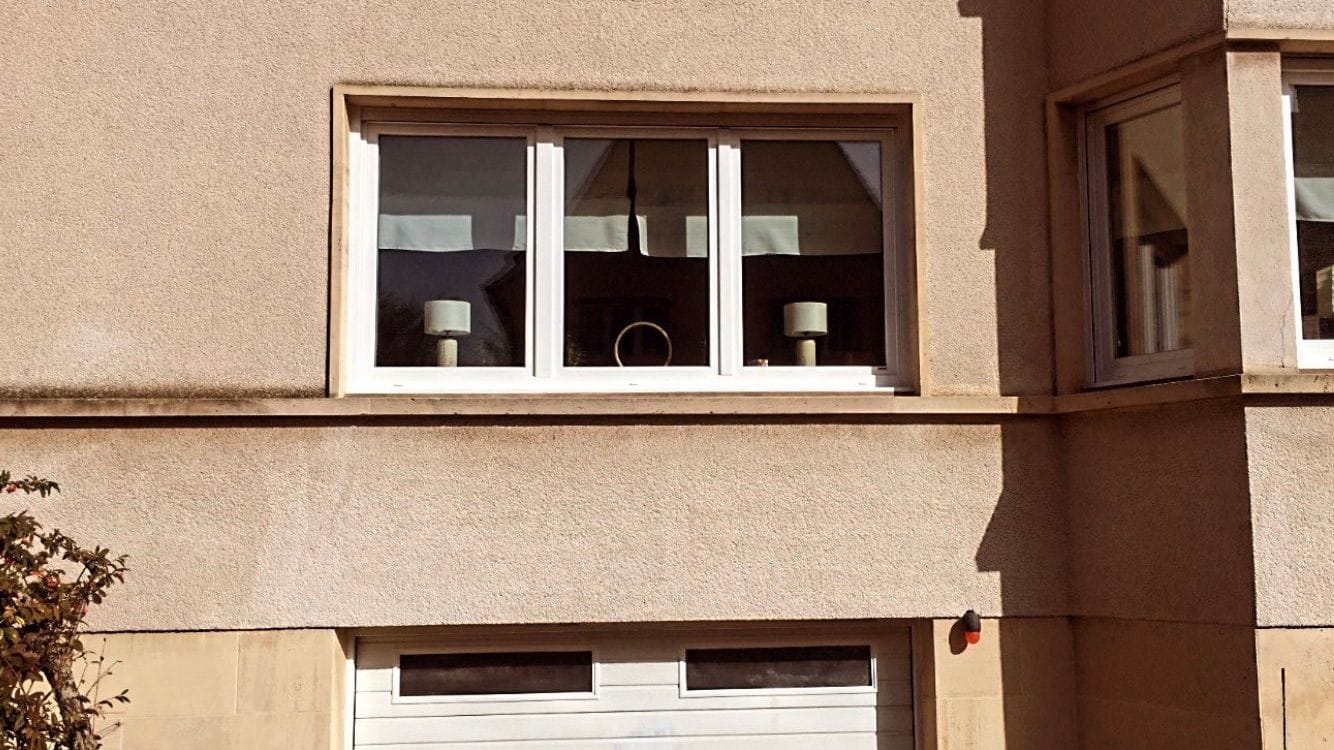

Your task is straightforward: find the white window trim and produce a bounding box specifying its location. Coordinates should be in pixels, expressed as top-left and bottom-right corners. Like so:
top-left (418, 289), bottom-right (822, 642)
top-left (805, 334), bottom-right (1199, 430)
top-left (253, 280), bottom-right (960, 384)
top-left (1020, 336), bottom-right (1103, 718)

top-left (677, 638), bottom-right (879, 699)
top-left (1282, 70), bottom-right (1334, 370)
top-left (343, 118), bottom-right (908, 394)
top-left (1080, 84), bottom-right (1195, 387)
top-left (390, 644), bottom-right (600, 705)
top-left (347, 122), bottom-right (538, 394)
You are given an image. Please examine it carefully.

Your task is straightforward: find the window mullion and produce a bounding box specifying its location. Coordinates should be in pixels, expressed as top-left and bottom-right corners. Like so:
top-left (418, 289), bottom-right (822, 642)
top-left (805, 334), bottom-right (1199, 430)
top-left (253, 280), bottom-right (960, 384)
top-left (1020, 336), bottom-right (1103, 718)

top-left (717, 130), bottom-right (743, 376)
top-left (534, 128), bottom-right (564, 380)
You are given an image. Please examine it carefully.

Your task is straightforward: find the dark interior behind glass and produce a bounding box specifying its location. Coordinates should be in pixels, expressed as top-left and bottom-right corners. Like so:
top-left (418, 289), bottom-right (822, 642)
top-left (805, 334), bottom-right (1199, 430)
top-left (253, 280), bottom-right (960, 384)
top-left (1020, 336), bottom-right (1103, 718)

top-left (685, 645), bottom-right (872, 690)
top-left (400, 651), bottom-right (593, 696)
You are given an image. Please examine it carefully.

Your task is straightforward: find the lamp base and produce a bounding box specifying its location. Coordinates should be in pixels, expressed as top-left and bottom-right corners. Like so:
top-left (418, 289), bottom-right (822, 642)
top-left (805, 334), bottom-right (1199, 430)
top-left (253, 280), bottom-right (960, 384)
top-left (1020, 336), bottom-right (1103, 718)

top-left (436, 337), bottom-right (459, 367)
top-left (795, 338), bottom-right (817, 367)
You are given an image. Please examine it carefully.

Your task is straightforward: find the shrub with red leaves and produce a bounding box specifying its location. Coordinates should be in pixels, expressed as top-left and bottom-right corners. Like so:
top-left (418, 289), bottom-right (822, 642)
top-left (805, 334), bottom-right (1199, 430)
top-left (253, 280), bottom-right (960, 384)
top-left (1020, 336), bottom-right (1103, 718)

top-left (0, 472), bottom-right (128, 750)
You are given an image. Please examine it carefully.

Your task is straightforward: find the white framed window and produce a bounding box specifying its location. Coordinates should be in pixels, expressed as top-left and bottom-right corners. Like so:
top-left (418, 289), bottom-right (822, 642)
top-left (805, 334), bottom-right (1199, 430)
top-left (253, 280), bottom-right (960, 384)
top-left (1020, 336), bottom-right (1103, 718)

top-left (1081, 84), bottom-right (1194, 386)
top-left (1284, 63), bottom-right (1334, 370)
top-left (343, 115), bottom-right (907, 393)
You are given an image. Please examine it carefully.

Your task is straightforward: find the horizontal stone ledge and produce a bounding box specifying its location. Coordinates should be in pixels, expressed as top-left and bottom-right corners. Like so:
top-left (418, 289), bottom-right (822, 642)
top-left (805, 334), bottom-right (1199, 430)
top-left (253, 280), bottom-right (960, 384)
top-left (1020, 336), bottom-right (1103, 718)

top-left (0, 375), bottom-right (1297, 419)
top-left (0, 392), bottom-right (1031, 419)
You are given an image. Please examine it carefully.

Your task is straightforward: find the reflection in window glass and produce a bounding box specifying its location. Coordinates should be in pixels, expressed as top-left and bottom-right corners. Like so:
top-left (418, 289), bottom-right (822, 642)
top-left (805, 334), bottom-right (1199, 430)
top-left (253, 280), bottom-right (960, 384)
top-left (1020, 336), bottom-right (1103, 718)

top-left (740, 140), bottom-right (885, 367)
top-left (685, 645), bottom-right (872, 690)
top-left (376, 136), bottom-right (527, 367)
top-left (400, 651), bottom-right (593, 696)
top-left (563, 139), bottom-right (710, 367)
top-left (1101, 105), bottom-right (1192, 357)
top-left (1292, 86), bottom-right (1334, 341)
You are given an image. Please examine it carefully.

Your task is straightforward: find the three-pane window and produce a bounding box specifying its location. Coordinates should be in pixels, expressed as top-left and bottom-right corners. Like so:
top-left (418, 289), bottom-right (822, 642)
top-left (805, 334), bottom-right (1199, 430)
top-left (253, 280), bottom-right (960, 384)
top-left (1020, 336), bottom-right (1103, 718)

top-left (347, 123), bottom-right (903, 393)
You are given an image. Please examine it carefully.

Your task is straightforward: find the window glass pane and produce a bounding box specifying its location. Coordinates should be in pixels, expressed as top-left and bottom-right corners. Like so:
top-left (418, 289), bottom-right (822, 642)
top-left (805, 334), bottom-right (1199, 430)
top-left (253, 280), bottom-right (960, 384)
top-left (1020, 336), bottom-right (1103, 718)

top-left (740, 140), bottom-right (885, 367)
top-left (1292, 86), bottom-right (1334, 341)
top-left (563, 138), bottom-right (710, 367)
top-left (1101, 104), bottom-right (1191, 357)
top-left (376, 136), bottom-right (527, 367)
top-left (399, 651), bottom-right (593, 696)
top-left (685, 645), bottom-right (872, 690)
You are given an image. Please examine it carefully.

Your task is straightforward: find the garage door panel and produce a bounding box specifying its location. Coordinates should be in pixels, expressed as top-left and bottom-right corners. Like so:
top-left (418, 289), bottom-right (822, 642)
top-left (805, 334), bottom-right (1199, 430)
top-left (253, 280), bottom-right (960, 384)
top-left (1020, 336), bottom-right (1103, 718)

top-left (356, 682), bottom-right (894, 718)
top-left (599, 658), bottom-right (680, 686)
top-left (356, 666), bottom-right (393, 693)
top-left (358, 734), bottom-right (889, 750)
top-left (353, 628), bottom-right (914, 749)
top-left (355, 705), bottom-right (880, 744)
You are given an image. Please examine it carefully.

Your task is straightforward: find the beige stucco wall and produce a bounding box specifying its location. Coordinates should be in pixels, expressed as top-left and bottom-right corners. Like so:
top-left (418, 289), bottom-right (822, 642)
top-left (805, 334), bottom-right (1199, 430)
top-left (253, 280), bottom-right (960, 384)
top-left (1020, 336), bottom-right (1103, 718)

top-left (1256, 627), bottom-right (1334, 748)
top-left (1045, 0), bottom-right (1221, 91)
top-left (1075, 618), bottom-right (1260, 749)
top-left (1228, 2), bottom-right (1334, 30)
top-left (919, 617), bottom-right (1077, 749)
top-left (0, 419), bottom-right (1067, 631)
top-left (1062, 400), bottom-right (1255, 625)
top-left (0, 0), bottom-right (1051, 399)
top-left (1224, 50), bottom-right (1297, 374)
top-left (1247, 405), bottom-right (1334, 627)
top-left (90, 630), bottom-right (344, 750)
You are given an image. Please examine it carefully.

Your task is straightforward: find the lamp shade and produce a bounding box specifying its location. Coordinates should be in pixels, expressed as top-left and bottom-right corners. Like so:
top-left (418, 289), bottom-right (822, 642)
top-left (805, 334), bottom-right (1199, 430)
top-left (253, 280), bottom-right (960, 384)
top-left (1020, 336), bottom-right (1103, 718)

top-left (424, 300), bottom-right (471, 336)
top-left (784, 302), bottom-right (828, 338)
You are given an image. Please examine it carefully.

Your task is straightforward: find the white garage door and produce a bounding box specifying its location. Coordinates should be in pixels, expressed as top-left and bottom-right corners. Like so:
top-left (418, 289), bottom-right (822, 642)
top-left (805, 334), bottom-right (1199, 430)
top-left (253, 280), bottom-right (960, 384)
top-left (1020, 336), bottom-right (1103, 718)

top-left (353, 626), bottom-right (914, 749)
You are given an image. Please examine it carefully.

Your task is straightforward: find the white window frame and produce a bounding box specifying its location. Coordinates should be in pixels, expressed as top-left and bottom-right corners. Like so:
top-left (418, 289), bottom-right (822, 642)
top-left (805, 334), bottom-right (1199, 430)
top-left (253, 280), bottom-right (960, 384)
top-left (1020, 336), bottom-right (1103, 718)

top-left (343, 117), bottom-right (907, 394)
top-left (1283, 64), bottom-right (1334, 370)
top-left (390, 644), bottom-right (600, 705)
top-left (347, 122), bottom-right (538, 394)
top-left (1080, 83), bottom-right (1195, 387)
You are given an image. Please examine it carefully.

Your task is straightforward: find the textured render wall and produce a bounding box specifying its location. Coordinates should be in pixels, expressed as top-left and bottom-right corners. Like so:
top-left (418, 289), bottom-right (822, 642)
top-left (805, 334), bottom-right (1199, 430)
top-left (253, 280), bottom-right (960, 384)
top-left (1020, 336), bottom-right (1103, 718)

top-left (1247, 405), bottom-right (1334, 627)
top-left (90, 630), bottom-right (344, 750)
top-left (919, 617), bottom-right (1076, 750)
top-left (0, 0), bottom-right (1051, 398)
top-left (1046, 0), bottom-right (1221, 90)
top-left (1228, 2), bottom-right (1334, 30)
top-left (1075, 619), bottom-right (1260, 749)
top-left (1256, 628), bottom-right (1334, 748)
top-left (0, 420), bottom-right (1066, 630)
top-left (1063, 402), bottom-right (1262, 748)
top-left (1225, 51), bottom-right (1297, 373)
top-left (1062, 400), bottom-right (1255, 624)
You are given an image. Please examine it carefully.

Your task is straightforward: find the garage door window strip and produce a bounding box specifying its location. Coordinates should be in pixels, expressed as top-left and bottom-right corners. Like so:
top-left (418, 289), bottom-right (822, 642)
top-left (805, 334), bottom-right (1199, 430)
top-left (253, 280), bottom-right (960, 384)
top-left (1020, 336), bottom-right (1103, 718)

top-left (394, 649), bottom-right (598, 704)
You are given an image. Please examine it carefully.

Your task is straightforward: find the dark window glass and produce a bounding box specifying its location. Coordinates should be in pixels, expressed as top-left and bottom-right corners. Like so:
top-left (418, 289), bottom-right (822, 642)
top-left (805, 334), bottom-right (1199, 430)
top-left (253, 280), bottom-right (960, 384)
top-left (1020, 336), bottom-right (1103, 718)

top-left (684, 645), bottom-right (872, 690)
top-left (1292, 86), bottom-right (1334, 341)
top-left (376, 135), bottom-right (528, 367)
top-left (399, 651), bottom-right (593, 696)
top-left (563, 138), bottom-right (710, 367)
top-left (1099, 104), bottom-right (1191, 357)
top-left (741, 140), bottom-right (885, 367)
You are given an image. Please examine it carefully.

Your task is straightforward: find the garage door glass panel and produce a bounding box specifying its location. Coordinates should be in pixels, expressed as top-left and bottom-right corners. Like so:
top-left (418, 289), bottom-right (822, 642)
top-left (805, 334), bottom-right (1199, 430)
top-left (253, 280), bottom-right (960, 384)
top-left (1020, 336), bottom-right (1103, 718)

top-left (685, 645), bottom-right (872, 690)
top-left (399, 651), bottom-right (593, 696)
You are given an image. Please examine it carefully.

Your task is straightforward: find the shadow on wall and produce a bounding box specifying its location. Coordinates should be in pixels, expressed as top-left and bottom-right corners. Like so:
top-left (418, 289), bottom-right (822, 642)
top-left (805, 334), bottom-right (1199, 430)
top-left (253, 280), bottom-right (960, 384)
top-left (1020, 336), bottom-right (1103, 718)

top-left (977, 419), bottom-right (1078, 749)
top-left (957, 0), bottom-right (1081, 747)
top-left (956, 0), bottom-right (1053, 399)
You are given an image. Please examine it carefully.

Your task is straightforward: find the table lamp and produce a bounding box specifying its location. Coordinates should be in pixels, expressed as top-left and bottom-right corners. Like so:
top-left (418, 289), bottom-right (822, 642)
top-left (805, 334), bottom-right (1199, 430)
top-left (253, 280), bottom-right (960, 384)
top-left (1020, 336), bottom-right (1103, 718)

top-left (424, 300), bottom-right (471, 367)
top-left (784, 302), bottom-right (827, 367)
